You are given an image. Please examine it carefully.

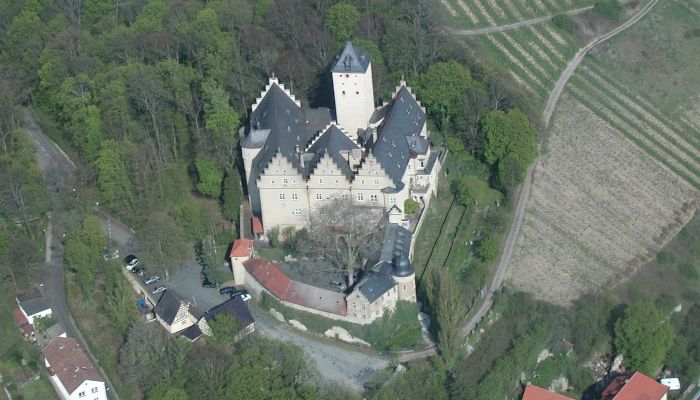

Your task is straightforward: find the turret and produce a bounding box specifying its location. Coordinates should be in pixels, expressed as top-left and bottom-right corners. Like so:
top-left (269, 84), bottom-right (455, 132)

top-left (331, 41), bottom-right (375, 140)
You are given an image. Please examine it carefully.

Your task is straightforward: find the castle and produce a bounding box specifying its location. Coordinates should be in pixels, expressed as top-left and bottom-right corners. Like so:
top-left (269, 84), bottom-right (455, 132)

top-left (234, 41), bottom-right (443, 327)
top-left (241, 41), bottom-right (440, 233)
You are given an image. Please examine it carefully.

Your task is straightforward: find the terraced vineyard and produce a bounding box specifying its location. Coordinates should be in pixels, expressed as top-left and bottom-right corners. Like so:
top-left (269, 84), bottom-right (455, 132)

top-left (440, 0), bottom-right (592, 105)
top-left (437, 0), bottom-right (700, 303)
top-left (504, 0), bottom-right (700, 303)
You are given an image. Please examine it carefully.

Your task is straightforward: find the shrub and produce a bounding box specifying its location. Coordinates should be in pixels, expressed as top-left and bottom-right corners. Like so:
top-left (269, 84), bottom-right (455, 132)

top-left (268, 226), bottom-right (280, 248)
top-left (404, 198), bottom-right (421, 214)
top-left (678, 263), bottom-right (699, 280)
top-left (552, 14), bottom-right (577, 34)
top-left (593, 0), bottom-right (623, 21)
top-left (477, 236), bottom-right (500, 263)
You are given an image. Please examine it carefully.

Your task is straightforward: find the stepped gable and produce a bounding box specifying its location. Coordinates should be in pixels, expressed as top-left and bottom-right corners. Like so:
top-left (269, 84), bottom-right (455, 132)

top-left (372, 85), bottom-right (426, 187)
top-left (244, 79), bottom-right (332, 214)
top-left (331, 41), bottom-right (371, 73)
top-left (305, 124), bottom-right (361, 180)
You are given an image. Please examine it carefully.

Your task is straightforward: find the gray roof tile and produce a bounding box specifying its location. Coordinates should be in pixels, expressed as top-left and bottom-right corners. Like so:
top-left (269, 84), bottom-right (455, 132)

top-left (331, 41), bottom-right (371, 73)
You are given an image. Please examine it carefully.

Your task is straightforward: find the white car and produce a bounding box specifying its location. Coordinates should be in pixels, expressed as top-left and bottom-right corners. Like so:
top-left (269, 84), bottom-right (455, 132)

top-left (144, 276), bottom-right (160, 285)
top-left (151, 286), bottom-right (166, 294)
top-left (240, 294), bottom-right (252, 302)
top-left (124, 255), bottom-right (139, 271)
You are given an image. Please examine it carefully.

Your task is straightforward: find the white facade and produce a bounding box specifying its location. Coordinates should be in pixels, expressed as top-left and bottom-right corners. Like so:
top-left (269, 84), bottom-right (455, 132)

top-left (20, 306), bottom-right (52, 325)
top-left (44, 358), bottom-right (107, 400)
top-left (332, 64), bottom-right (374, 138)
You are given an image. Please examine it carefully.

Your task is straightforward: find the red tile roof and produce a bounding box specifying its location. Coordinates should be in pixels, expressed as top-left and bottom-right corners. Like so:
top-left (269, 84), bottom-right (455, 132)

top-left (12, 308), bottom-right (29, 326)
top-left (244, 258), bottom-right (347, 315)
top-left (12, 308), bottom-right (34, 335)
top-left (522, 385), bottom-right (574, 400)
top-left (43, 337), bottom-right (102, 394)
top-left (230, 239), bottom-right (254, 258)
top-left (252, 216), bottom-right (264, 234)
top-left (602, 372), bottom-right (668, 400)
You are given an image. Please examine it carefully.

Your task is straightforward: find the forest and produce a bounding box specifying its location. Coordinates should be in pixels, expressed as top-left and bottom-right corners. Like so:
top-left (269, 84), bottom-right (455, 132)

top-left (0, 0), bottom-right (549, 398)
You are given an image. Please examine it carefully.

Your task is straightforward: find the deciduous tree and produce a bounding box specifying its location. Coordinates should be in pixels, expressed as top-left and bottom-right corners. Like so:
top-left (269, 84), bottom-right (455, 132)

top-left (482, 108), bottom-right (538, 166)
top-left (324, 3), bottom-right (359, 42)
top-left (614, 300), bottom-right (674, 375)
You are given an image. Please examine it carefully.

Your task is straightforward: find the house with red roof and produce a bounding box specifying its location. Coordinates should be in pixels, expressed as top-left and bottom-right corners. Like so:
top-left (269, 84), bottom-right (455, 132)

top-left (42, 337), bottom-right (106, 400)
top-left (521, 385), bottom-right (574, 400)
top-left (230, 238), bottom-right (254, 285)
top-left (12, 307), bottom-right (35, 339)
top-left (601, 371), bottom-right (669, 400)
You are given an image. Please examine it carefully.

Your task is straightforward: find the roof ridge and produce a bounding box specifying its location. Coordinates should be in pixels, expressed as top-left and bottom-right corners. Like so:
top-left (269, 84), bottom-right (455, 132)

top-left (251, 77), bottom-right (301, 113)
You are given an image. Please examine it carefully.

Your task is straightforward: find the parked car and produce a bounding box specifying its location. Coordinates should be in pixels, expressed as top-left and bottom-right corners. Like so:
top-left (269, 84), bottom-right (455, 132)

top-left (124, 255), bottom-right (139, 271)
top-left (239, 294), bottom-right (252, 302)
top-left (144, 276), bottom-right (160, 285)
top-left (202, 278), bottom-right (220, 288)
top-left (137, 268), bottom-right (146, 277)
top-left (219, 286), bottom-right (238, 296)
top-left (329, 280), bottom-right (346, 291)
top-left (230, 289), bottom-right (249, 299)
top-left (151, 286), bottom-right (167, 294)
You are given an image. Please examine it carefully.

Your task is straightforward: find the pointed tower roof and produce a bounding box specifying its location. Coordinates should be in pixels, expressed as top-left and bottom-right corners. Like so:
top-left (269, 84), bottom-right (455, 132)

top-left (331, 41), bottom-right (371, 73)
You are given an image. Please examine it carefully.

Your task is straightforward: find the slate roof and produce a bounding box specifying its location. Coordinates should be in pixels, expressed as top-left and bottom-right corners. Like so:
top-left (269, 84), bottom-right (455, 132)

top-left (331, 41), bottom-right (371, 73)
top-left (244, 258), bottom-right (347, 315)
top-left (306, 124), bottom-right (361, 180)
top-left (371, 86), bottom-right (426, 186)
top-left (43, 337), bottom-right (102, 394)
top-left (243, 82), bottom-right (332, 215)
top-left (154, 290), bottom-right (185, 325)
top-left (182, 324), bottom-right (203, 342)
top-left (206, 296), bottom-right (255, 329)
top-left (17, 289), bottom-right (51, 316)
top-left (356, 262), bottom-right (396, 303)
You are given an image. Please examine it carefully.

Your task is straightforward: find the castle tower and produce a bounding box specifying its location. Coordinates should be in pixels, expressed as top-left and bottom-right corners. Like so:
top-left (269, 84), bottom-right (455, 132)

top-left (392, 254), bottom-right (416, 303)
top-left (332, 41), bottom-right (374, 140)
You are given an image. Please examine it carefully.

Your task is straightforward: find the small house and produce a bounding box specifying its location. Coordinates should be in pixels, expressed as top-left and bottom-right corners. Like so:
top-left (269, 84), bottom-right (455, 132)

top-left (16, 288), bottom-right (52, 325)
top-left (42, 337), bottom-right (107, 400)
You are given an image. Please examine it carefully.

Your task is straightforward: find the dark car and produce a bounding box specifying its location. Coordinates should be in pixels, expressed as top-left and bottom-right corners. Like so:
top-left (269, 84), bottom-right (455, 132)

top-left (219, 286), bottom-right (239, 296)
top-left (229, 289), bottom-right (248, 299)
top-left (202, 278), bottom-right (220, 289)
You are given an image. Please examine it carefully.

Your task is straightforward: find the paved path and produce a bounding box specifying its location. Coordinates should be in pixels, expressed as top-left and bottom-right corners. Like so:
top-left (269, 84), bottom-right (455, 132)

top-left (543, 0), bottom-right (661, 125)
top-left (250, 307), bottom-right (388, 391)
top-left (458, 0), bottom-right (660, 339)
top-left (446, 5), bottom-right (594, 36)
top-left (24, 109), bottom-right (119, 400)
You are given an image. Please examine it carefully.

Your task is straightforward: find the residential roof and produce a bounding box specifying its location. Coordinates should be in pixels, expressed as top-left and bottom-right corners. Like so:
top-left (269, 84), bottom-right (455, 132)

top-left (154, 290), bottom-right (186, 325)
top-left (12, 308), bottom-right (34, 335)
top-left (522, 385), bottom-right (574, 400)
top-left (371, 86), bottom-right (426, 186)
top-left (602, 372), bottom-right (669, 400)
top-left (42, 337), bottom-right (102, 394)
top-left (306, 124), bottom-right (361, 180)
top-left (206, 296), bottom-right (255, 329)
top-left (17, 289), bottom-right (51, 317)
top-left (252, 216), bottom-right (264, 234)
top-left (182, 324), bottom-right (203, 342)
top-left (244, 258), bottom-right (347, 315)
top-left (331, 41), bottom-right (371, 73)
top-left (230, 239), bottom-right (254, 258)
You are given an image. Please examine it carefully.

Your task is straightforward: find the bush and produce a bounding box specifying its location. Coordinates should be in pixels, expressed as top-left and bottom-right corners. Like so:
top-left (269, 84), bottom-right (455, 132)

top-left (593, 0), bottom-right (623, 21)
top-left (678, 263), bottom-right (699, 280)
top-left (477, 236), bottom-right (500, 263)
top-left (404, 198), bottom-right (421, 214)
top-left (268, 226), bottom-right (280, 248)
top-left (552, 14), bottom-right (577, 34)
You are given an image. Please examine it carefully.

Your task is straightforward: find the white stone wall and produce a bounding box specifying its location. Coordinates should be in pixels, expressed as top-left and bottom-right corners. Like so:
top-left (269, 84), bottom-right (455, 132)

top-left (258, 153), bottom-right (310, 231)
top-left (69, 380), bottom-right (107, 400)
top-left (394, 274), bottom-right (417, 302)
top-left (231, 255), bottom-right (249, 285)
top-left (332, 64), bottom-right (374, 138)
top-left (346, 286), bottom-right (399, 323)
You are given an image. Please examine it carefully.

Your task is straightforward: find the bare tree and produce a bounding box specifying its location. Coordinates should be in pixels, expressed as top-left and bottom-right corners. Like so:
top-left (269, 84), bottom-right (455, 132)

top-left (309, 198), bottom-right (385, 283)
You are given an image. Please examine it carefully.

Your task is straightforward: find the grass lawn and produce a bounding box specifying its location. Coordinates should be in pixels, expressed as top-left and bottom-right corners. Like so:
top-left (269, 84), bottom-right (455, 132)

top-left (13, 375), bottom-right (57, 399)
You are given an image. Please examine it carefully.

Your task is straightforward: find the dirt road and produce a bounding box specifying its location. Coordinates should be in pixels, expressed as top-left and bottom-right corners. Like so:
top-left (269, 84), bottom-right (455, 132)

top-left (543, 0), bottom-right (661, 125)
top-left (25, 110), bottom-right (120, 400)
top-left (458, 0), bottom-right (660, 338)
top-left (446, 5), bottom-right (593, 36)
